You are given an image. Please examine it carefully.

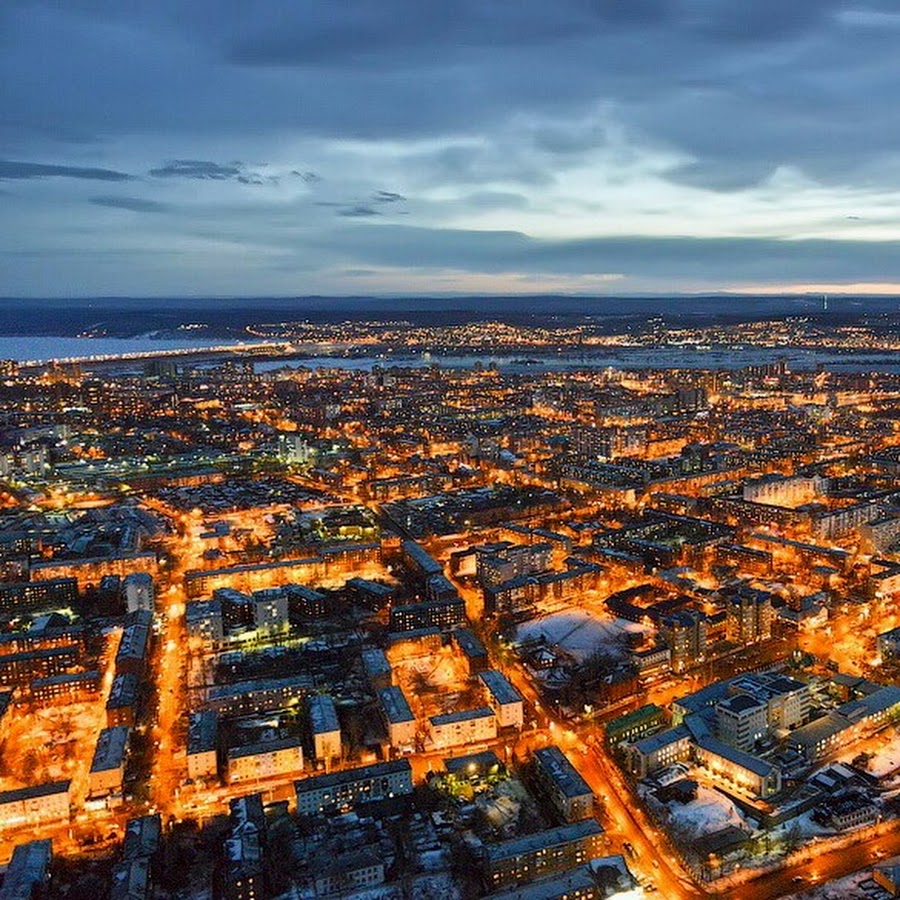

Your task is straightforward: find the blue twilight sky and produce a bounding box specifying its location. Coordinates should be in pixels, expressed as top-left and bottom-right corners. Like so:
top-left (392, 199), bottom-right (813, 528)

top-left (3, 1), bottom-right (900, 297)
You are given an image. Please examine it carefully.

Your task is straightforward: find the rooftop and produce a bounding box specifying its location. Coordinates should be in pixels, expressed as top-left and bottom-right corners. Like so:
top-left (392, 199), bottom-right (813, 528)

top-left (485, 819), bottom-right (604, 863)
top-left (379, 685), bottom-right (415, 724)
top-left (91, 726), bottom-right (130, 772)
top-left (533, 745), bottom-right (593, 799)
top-left (295, 759), bottom-right (412, 794)
top-left (480, 669), bottom-right (523, 706)
top-left (430, 706), bottom-right (494, 727)
top-left (309, 694), bottom-right (340, 735)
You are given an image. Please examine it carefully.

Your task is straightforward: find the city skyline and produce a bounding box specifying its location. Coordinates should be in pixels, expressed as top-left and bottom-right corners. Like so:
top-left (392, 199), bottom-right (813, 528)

top-left (4, 2), bottom-right (900, 296)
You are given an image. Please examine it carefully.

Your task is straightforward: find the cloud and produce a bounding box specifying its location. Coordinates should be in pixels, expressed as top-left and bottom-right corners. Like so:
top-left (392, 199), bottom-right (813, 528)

top-left (336, 204), bottom-right (381, 218)
top-left (5, 1), bottom-right (900, 294)
top-left (310, 223), bottom-right (900, 283)
top-left (0, 160), bottom-right (133, 181)
top-left (147, 159), bottom-right (285, 185)
top-left (90, 195), bottom-right (171, 213)
top-left (148, 160), bottom-right (246, 180)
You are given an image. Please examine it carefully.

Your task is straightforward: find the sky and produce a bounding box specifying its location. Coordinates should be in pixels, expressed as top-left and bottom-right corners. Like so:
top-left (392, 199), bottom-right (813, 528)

top-left (3, 1), bottom-right (900, 298)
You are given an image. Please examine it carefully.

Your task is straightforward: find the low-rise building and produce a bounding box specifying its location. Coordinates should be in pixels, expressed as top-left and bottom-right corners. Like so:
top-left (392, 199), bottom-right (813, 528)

top-left (428, 707), bottom-right (497, 749)
top-left (790, 685), bottom-right (900, 762)
top-left (0, 690), bottom-right (13, 743)
top-left (203, 674), bottom-right (314, 716)
top-left (0, 645), bottom-right (80, 687)
top-left (693, 736), bottom-right (782, 798)
top-left (309, 694), bottom-right (341, 761)
top-left (124, 573), bottom-right (154, 614)
top-left (116, 611), bottom-right (152, 677)
top-left (0, 840), bottom-right (52, 900)
top-left (31, 670), bottom-right (100, 704)
top-left (187, 709), bottom-right (219, 782)
top-left (89, 726), bottom-right (130, 799)
top-left (480, 669), bottom-right (524, 729)
top-left (532, 745), bottom-right (594, 822)
top-left (483, 820), bottom-right (606, 890)
top-left (878, 626), bottom-right (900, 660)
top-left (453, 628), bottom-right (489, 674)
top-left (629, 726), bottom-right (692, 778)
top-left (222, 794), bottom-right (267, 900)
top-left (605, 704), bottom-right (666, 746)
top-left (226, 735), bottom-right (304, 784)
top-left (312, 849), bottom-right (385, 898)
top-left (295, 759), bottom-right (413, 817)
top-left (106, 672), bottom-right (140, 727)
top-left (0, 782), bottom-right (70, 830)
top-left (819, 792), bottom-right (879, 831)
top-left (109, 857), bottom-right (151, 900)
top-left (378, 685), bottom-right (417, 748)
top-left (360, 647), bottom-right (392, 691)
top-left (483, 859), bottom-right (635, 900)
top-left (874, 863), bottom-right (900, 898)
top-left (389, 596), bottom-right (466, 632)
top-left (123, 813), bottom-right (162, 860)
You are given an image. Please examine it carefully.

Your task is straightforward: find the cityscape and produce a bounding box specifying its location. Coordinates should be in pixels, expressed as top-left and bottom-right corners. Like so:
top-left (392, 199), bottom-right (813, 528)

top-left (6, 1), bottom-right (900, 898)
top-left (1, 308), bottom-right (900, 899)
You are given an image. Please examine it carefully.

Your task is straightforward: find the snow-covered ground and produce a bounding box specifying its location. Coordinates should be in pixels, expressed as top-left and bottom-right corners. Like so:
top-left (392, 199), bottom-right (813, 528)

top-left (842, 729), bottom-right (900, 780)
top-left (514, 609), bottom-right (648, 663)
top-left (662, 784), bottom-right (749, 839)
top-left (290, 873), bottom-right (460, 900)
top-left (789, 869), bottom-right (888, 899)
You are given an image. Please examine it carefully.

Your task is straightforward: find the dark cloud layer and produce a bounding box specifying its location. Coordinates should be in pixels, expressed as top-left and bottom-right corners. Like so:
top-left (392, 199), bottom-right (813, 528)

top-left (90, 196), bottom-right (171, 213)
top-left (2, 1), bottom-right (900, 294)
top-left (0, 160), bottom-right (132, 181)
top-left (148, 160), bottom-right (244, 180)
top-left (319, 226), bottom-right (900, 282)
top-left (148, 159), bottom-right (280, 185)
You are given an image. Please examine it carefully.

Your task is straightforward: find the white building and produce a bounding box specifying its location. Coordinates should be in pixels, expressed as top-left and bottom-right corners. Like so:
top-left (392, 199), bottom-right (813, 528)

top-left (378, 686), bottom-right (417, 748)
top-left (428, 707), bottom-right (497, 749)
top-left (186, 710), bottom-right (219, 782)
top-left (309, 694), bottom-right (342, 761)
top-left (226, 736), bottom-right (304, 783)
top-left (251, 588), bottom-right (289, 635)
top-left (0, 782), bottom-right (70, 830)
top-left (124, 573), bottom-right (154, 614)
top-left (479, 669), bottom-right (524, 729)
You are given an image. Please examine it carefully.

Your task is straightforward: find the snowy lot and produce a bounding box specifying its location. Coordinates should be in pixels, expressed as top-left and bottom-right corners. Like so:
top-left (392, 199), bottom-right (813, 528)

top-left (789, 869), bottom-right (891, 899)
top-left (838, 728), bottom-right (900, 781)
top-left (514, 609), bottom-right (648, 663)
top-left (291, 873), bottom-right (460, 900)
top-left (655, 784), bottom-right (749, 840)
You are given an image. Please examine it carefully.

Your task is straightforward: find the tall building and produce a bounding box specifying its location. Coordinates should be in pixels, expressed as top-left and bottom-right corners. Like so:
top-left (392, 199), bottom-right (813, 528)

top-left (716, 694), bottom-right (768, 752)
top-left (251, 588), bottom-right (289, 635)
top-left (724, 587), bottom-right (773, 644)
top-left (660, 610), bottom-right (707, 673)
